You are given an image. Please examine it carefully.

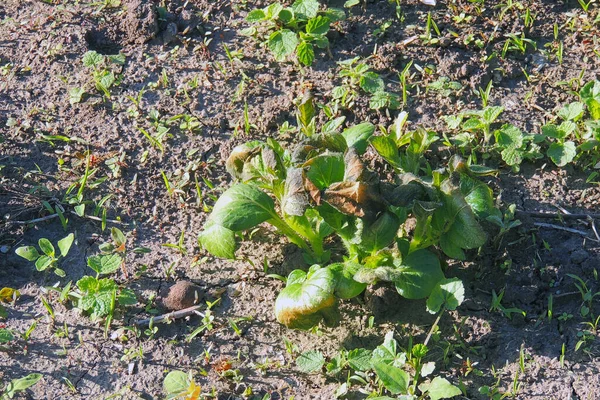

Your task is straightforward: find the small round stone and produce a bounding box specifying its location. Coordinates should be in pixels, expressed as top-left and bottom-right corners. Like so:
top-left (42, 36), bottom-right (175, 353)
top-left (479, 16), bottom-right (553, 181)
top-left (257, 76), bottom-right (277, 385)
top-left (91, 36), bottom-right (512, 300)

top-left (162, 281), bottom-right (203, 311)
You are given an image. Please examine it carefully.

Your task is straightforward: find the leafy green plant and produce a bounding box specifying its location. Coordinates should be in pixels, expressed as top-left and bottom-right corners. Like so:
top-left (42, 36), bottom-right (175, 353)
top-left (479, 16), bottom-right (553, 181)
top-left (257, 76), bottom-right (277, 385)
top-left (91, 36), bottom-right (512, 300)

top-left (74, 50), bottom-right (125, 102)
top-left (244, 0), bottom-right (344, 66)
top-left (332, 57), bottom-right (400, 110)
top-left (1, 373), bottom-right (43, 400)
top-left (69, 249), bottom-right (136, 322)
top-left (15, 233), bottom-right (74, 277)
top-left (198, 101), bottom-right (495, 330)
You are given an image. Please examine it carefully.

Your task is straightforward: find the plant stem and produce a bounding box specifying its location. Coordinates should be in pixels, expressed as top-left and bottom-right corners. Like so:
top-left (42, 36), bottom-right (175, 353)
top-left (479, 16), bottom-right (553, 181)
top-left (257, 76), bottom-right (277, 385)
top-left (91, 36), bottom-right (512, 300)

top-left (268, 215), bottom-right (314, 256)
top-left (424, 307), bottom-right (445, 347)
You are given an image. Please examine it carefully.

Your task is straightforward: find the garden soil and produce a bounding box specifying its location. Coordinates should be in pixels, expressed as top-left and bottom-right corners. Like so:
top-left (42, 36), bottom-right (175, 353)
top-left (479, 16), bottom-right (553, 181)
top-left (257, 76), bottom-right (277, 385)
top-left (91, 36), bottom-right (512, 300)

top-left (1, 0), bottom-right (600, 399)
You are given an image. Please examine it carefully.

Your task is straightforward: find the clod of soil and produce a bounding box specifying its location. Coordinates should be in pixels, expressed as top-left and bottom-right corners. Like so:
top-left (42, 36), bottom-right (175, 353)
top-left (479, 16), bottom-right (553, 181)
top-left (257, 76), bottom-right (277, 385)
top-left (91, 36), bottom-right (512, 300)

top-left (162, 281), bottom-right (203, 311)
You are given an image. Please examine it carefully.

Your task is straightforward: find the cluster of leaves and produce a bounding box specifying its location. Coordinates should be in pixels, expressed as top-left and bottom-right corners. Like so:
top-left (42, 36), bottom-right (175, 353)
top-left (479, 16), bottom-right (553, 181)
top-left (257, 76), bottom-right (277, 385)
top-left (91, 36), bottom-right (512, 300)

top-left (71, 228), bottom-right (136, 320)
top-left (198, 98), bottom-right (495, 330)
top-left (70, 50), bottom-right (125, 103)
top-left (244, 0), bottom-right (344, 66)
top-left (333, 57), bottom-right (400, 110)
top-left (296, 281), bottom-right (464, 399)
top-left (443, 80), bottom-right (600, 169)
top-left (16, 233), bottom-right (74, 277)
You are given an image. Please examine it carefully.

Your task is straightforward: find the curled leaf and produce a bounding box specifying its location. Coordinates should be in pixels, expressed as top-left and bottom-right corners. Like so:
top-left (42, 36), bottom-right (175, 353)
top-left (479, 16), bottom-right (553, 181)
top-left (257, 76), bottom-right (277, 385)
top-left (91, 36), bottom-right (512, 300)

top-left (282, 168), bottom-right (310, 216)
top-left (323, 181), bottom-right (369, 217)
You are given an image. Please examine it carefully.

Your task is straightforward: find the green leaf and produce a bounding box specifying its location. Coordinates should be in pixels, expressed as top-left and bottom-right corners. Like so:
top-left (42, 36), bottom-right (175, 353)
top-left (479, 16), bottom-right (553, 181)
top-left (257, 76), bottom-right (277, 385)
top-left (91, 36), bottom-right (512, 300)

top-left (0, 328), bottom-right (14, 343)
top-left (494, 124), bottom-right (523, 149)
top-left (394, 249), bottom-right (444, 299)
top-left (426, 278), bottom-right (465, 314)
top-left (347, 348), bottom-right (372, 371)
top-left (362, 212), bottom-right (400, 252)
top-left (38, 238), bottom-right (55, 257)
top-left (418, 377), bottom-right (462, 400)
top-left (82, 50), bottom-right (103, 68)
top-left (57, 233), bottom-right (74, 258)
top-left (209, 184), bottom-right (276, 231)
top-left (117, 288), bottom-right (137, 306)
top-left (360, 72), bottom-right (384, 94)
top-left (296, 350), bottom-right (325, 372)
top-left (111, 228), bottom-right (126, 247)
top-left (501, 147), bottom-right (522, 167)
top-left (548, 141), bottom-right (576, 167)
top-left (481, 106), bottom-right (504, 124)
top-left (198, 222), bottom-right (237, 259)
top-left (305, 153), bottom-right (345, 189)
top-left (371, 331), bottom-right (406, 367)
top-left (268, 30), bottom-right (299, 61)
top-left (87, 254), bottom-right (122, 276)
top-left (4, 373), bottom-right (43, 397)
top-left (35, 255), bottom-right (53, 271)
top-left (580, 80), bottom-right (600, 120)
top-left (77, 276), bottom-right (99, 293)
top-left (163, 370), bottom-right (190, 396)
top-left (372, 361), bottom-right (409, 394)
top-left (292, 0), bottom-right (319, 19)
top-left (69, 87), bottom-right (85, 104)
top-left (297, 41), bottom-right (315, 66)
top-left (342, 123), bottom-right (375, 155)
top-left (329, 262), bottom-right (366, 299)
top-left (558, 102), bottom-right (585, 121)
top-left (15, 246), bottom-right (40, 261)
top-left (306, 15), bottom-right (330, 35)
top-left (459, 174), bottom-right (496, 218)
top-left (275, 267), bottom-right (336, 330)
top-left (370, 136), bottom-right (402, 168)
top-left (246, 9), bottom-right (266, 22)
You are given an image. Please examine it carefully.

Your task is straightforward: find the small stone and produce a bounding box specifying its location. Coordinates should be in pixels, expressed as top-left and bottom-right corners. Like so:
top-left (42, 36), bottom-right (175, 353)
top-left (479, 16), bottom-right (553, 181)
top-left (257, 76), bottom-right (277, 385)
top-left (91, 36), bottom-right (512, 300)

top-left (162, 281), bottom-right (203, 311)
top-left (570, 249), bottom-right (589, 265)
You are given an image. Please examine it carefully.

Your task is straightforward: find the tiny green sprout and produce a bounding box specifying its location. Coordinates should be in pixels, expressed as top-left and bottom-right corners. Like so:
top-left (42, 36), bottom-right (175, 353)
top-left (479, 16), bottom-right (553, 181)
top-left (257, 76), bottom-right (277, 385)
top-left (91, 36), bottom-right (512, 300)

top-left (16, 233), bottom-right (75, 277)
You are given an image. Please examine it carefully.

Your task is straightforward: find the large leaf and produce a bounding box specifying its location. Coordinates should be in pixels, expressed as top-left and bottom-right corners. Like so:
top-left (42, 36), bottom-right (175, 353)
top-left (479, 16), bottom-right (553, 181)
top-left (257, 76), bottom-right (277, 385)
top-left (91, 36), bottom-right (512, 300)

top-left (362, 212), bottom-right (400, 252)
top-left (494, 124), bottom-right (523, 150)
top-left (344, 148), bottom-right (365, 182)
top-left (372, 361), bottom-right (409, 394)
top-left (305, 153), bottom-right (345, 189)
top-left (370, 136), bottom-right (402, 169)
top-left (394, 249), bottom-right (444, 299)
top-left (198, 223), bottom-right (237, 259)
top-left (292, 0), bottom-right (319, 19)
top-left (459, 174), bottom-right (495, 218)
top-left (426, 278), bottom-right (465, 314)
top-left (306, 15), bottom-right (330, 35)
top-left (419, 377), bottom-right (462, 400)
top-left (210, 184), bottom-right (275, 231)
top-left (342, 123), bottom-right (375, 155)
top-left (4, 373), bottom-right (43, 398)
top-left (548, 141), bottom-right (576, 167)
top-left (268, 29), bottom-right (299, 61)
top-left (323, 181), bottom-right (370, 218)
top-left (275, 267), bottom-right (336, 330)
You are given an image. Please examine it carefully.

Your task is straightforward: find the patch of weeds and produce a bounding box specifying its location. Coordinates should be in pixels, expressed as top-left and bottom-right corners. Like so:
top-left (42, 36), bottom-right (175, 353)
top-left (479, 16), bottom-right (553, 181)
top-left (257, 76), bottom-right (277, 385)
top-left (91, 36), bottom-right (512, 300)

top-left (332, 57), bottom-right (400, 110)
top-left (15, 233), bottom-right (74, 277)
top-left (71, 51), bottom-right (126, 103)
top-left (295, 281), bottom-right (464, 398)
top-left (243, 0), bottom-right (345, 66)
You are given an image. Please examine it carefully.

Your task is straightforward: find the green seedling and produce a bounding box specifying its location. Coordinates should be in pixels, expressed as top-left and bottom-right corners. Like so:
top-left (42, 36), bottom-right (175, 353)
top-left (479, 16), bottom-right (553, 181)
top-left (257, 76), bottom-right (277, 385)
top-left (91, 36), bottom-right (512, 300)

top-left (244, 0), bottom-right (344, 66)
top-left (16, 233), bottom-right (74, 277)
top-left (163, 370), bottom-right (201, 400)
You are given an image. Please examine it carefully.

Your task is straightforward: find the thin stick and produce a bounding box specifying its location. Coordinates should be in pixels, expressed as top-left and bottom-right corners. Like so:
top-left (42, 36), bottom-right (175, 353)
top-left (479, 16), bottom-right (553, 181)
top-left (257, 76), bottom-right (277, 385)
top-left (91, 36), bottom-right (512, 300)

top-left (516, 210), bottom-right (600, 220)
top-left (7, 212), bottom-right (127, 226)
top-left (533, 222), bottom-right (599, 241)
top-left (133, 305), bottom-right (203, 326)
